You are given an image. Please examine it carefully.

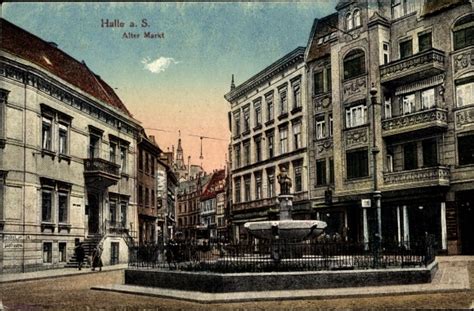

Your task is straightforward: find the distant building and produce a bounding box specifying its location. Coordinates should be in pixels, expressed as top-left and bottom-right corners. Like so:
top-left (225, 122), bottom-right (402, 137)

top-left (199, 169), bottom-right (226, 243)
top-left (173, 138), bottom-right (203, 182)
top-left (0, 18), bottom-right (141, 272)
top-left (225, 47), bottom-right (309, 243)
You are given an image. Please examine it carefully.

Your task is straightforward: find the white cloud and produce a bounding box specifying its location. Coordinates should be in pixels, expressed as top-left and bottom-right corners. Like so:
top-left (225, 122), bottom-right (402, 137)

top-left (141, 56), bottom-right (180, 74)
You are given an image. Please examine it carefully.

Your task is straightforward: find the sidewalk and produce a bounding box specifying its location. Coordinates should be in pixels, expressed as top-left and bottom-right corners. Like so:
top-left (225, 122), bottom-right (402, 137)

top-left (0, 264), bottom-right (128, 284)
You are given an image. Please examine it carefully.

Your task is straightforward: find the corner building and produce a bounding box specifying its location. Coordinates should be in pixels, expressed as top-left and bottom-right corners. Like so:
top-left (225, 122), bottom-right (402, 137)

top-left (306, 0), bottom-right (474, 254)
top-left (225, 47), bottom-right (309, 243)
top-left (0, 19), bottom-right (141, 272)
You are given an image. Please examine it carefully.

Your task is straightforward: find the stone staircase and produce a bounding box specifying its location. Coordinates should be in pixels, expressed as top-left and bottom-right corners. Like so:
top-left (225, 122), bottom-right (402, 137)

top-left (65, 235), bottom-right (102, 268)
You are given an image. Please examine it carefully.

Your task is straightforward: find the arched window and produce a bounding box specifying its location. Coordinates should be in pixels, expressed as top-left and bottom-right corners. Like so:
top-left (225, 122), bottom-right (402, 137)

top-left (343, 49), bottom-right (366, 80)
top-left (346, 12), bottom-right (353, 30)
top-left (354, 9), bottom-right (361, 28)
top-left (453, 14), bottom-right (474, 51)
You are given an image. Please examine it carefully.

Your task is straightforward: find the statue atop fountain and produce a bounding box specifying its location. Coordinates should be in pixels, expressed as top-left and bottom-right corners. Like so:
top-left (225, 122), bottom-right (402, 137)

top-left (244, 167), bottom-right (327, 241)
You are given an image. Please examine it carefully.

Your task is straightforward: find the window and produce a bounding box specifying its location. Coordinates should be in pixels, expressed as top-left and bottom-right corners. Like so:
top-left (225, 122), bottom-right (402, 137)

top-left (279, 127), bottom-right (288, 154)
top-left (293, 83), bottom-right (301, 109)
top-left (58, 191), bottom-right (68, 223)
top-left (345, 104), bottom-right (368, 128)
top-left (145, 187), bottom-right (149, 207)
top-left (329, 158), bottom-right (334, 184)
top-left (384, 97), bottom-right (392, 119)
top-left (421, 88), bottom-right (435, 110)
top-left (316, 159), bottom-right (327, 185)
top-left (267, 133), bottom-right (274, 158)
top-left (328, 116), bottom-right (333, 137)
top-left (353, 9), bottom-right (361, 28)
top-left (89, 134), bottom-right (100, 159)
top-left (316, 118), bottom-right (326, 140)
top-left (423, 139), bottom-right (438, 167)
top-left (346, 12), bottom-right (353, 30)
top-left (120, 201), bottom-right (127, 226)
top-left (234, 145), bottom-right (241, 168)
top-left (346, 150), bottom-right (369, 179)
top-left (150, 156), bottom-right (155, 176)
top-left (386, 153), bottom-right (394, 172)
top-left (244, 176), bottom-right (251, 201)
top-left (383, 42), bottom-right (390, 65)
top-left (59, 242), bottom-right (67, 262)
top-left (243, 106), bottom-right (250, 132)
top-left (243, 141), bottom-right (250, 166)
top-left (266, 94), bottom-right (274, 121)
top-left (456, 81), bottom-right (474, 107)
top-left (400, 39), bottom-right (413, 59)
top-left (392, 0), bottom-right (416, 19)
top-left (151, 190), bottom-right (155, 208)
top-left (255, 101), bottom-right (262, 126)
top-left (42, 190), bottom-right (52, 222)
top-left (145, 153), bottom-right (150, 174)
top-left (110, 200), bottom-right (117, 224)
top-left (279, 88), bottom-right (287, 114)
top-left (255, 172), bottom-right (262, 200)
top-left (343, 50), bottom-right (365, 80)
top-left (293, 122), bottom-right (302, 149)
top-left (294, 162), bottom-right (303, 192)
top-left (234, 111), bottom-right (241, 136)
top-left (403, 142), bottom-right (418, 170)
top-left (314, 67), bottom-right (331, 94)
top-left (234, 179), bottom-right (241, 203)
top-left (453, 14), bottom-right (474, 51)
top-left (402, 94), bottom-right (416, 114)
top-left (120, 146), bottom-right (127, 173)
top-left (42, 117), bottom-right (53, 150)
top-left (418, 32), bottom-right (432, 52)
top-left (58, 124), bottom-right (68, 155)
top-left (138, 185), bottom-right (143, 205)
top-left (0, 90), bottom-right (7, 146)
top-left (109, 142), bottom-right (117, 163)
top-left (43, 242), bottom-right (52, 263)
top-left (458, 134), bottom-right (474, 165)
top-left (255, 137), bottom-right (262, 162)
top-left (267, 169), bottom-right (275, 197)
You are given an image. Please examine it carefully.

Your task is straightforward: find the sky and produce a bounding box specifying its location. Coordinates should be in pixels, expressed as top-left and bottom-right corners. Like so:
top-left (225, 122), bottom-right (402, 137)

top-left (3, 1), bottom-right (336, 172)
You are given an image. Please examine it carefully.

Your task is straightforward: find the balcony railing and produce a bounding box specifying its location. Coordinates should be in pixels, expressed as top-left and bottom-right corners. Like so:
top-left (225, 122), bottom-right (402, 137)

top-left (84, 158), bottom-right (120, 188)
top-left (380, 49), bottom-right (445, 84)
top-left (381, 108), bottom-right (448, 137)
top-left (383, 166), bottom-right (450, 190)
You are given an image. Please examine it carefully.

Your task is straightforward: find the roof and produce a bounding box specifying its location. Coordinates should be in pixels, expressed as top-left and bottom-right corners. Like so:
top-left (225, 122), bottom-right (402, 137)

top-left (224, 47), bottom-right (305, 103)
top-left (201, 169), bottom-right (226, 200)
top-left (0, 18), bottom-right (132, 117)
top-left (305, 13), bottom-right (338, 63)
top-left (178, 173), bottom-right (212, 195)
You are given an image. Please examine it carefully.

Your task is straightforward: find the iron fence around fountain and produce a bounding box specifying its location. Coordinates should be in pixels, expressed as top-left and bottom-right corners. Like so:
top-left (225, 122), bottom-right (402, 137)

top-left (128, 235), bottom-right (435, 273)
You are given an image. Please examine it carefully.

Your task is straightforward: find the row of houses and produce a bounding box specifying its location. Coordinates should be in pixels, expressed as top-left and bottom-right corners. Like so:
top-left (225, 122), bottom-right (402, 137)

top-left (0, 18), bottom-right (184, 272)
top-left (225, 0), bottom-right (474, 255)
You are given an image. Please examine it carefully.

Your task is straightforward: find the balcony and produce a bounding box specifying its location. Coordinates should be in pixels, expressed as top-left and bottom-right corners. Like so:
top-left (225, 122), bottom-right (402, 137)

top-left (381, 108), bottom-right (448, 138)
top-left (383, 166), bottom-right (450, 191)
top-left (380, 49), bottom-right (445, 85)
top-left (84, 158), bottom-right (120, 188)
top-left (106, 220), bottom-right (129, 235)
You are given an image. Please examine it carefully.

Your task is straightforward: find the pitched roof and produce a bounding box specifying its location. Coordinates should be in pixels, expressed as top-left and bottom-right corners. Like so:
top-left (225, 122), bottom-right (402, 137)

top-left (201, 169), bottom-right (226, 200)
top-left (305, 13), bottom-right (338, 63)
top-left (0, 18), bottom-right (132, 117)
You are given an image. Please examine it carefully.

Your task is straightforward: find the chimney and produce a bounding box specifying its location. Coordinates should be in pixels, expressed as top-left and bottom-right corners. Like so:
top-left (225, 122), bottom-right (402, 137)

top-left (149, 135), bottom-right (156, 144)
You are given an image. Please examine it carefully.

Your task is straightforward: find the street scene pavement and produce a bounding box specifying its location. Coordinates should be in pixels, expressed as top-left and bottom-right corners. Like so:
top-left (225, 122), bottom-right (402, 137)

top-left (0, 257), bottom-right (473, 310)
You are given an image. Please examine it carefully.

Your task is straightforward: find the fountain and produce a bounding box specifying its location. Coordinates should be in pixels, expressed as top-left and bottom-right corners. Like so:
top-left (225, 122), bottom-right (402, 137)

top-left (244, 167), bottom-right (327, 241)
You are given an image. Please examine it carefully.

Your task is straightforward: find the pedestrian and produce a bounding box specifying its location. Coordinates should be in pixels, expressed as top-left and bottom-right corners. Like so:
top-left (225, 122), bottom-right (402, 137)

top-left (74, 242), bottom-right (85, 271)
top-left (91, 246), bottom-right (103, 272)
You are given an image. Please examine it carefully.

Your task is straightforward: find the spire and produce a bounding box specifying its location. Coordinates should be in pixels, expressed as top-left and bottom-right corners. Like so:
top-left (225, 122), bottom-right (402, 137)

top-left (230, 74), bottom-right (235, 91)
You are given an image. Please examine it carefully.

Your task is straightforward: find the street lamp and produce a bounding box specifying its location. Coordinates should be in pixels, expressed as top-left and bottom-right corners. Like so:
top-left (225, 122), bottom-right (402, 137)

top-left (370, 84), bottom-right (382, 241)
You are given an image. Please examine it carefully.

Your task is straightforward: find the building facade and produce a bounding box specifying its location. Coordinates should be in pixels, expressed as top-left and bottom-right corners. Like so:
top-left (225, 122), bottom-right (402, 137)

top-left (137, 133), bottom-right (161, 245)
top-left (0, 19), bottom-right (141, 272)
top-left (304, 0), bottom-right (474, 254)
top-left (199, 169), bottom-right (226, 243)
top-left (225, 47), bottom-right (310, 243)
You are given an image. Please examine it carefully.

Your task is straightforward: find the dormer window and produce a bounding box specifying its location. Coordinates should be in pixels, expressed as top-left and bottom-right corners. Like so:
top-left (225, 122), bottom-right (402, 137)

top-left (346, 8), bottom-right (361, 31)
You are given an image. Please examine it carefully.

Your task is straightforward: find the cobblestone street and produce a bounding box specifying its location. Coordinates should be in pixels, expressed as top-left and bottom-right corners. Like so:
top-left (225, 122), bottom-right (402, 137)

top-left (0, 258), bottom-right (473, 310)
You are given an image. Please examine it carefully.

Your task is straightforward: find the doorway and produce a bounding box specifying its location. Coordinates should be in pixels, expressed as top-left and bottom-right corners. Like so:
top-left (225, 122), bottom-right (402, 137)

top-left (458, 190), bottom-right (474, 255)
top-left (87, 193), bottom-right (100, 234)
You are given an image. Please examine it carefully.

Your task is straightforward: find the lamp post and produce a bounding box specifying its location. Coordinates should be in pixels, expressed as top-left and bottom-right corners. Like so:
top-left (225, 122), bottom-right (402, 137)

top-left (370, 84), bottom-right (382, 241)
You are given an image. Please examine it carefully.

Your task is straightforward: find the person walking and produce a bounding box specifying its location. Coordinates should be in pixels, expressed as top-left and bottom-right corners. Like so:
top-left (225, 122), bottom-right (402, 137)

top-left (91, 246), bottom-right (103, 271)
top-left (74, 242), bottom-right (85, 271)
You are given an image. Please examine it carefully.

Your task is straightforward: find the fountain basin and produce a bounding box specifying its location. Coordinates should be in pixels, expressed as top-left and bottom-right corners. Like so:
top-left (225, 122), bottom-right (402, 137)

top-left (244, 220), bottom-right (327, 241)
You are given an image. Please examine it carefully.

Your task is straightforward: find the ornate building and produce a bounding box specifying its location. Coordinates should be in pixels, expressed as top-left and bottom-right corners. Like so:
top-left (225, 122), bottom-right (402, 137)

top-left (224, 47), bottom-right (310, 243)
top-left (305, 0), bottom-right (474, 254)
top-left (0, 18), bottom-right (141, 272)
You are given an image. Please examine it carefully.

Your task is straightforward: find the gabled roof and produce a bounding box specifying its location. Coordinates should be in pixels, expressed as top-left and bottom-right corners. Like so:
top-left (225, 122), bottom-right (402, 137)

top-left (0, 18), bottom-right (132, 117)
top-left (305, 13), bottom-right (338, 63)
top-left (201, 169), bottom-right (226, 201)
